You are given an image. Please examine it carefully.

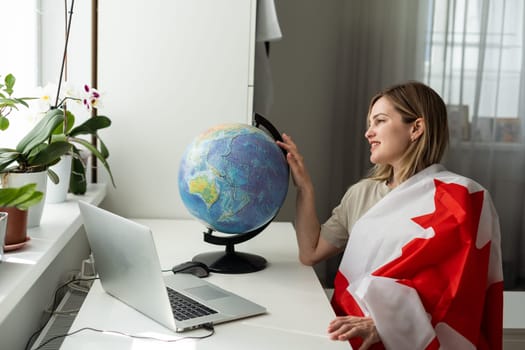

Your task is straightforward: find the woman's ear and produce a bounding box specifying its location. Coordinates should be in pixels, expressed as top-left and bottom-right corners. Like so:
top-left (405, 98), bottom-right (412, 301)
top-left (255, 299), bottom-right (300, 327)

top-left (411, 118), bottom-right (425, 141)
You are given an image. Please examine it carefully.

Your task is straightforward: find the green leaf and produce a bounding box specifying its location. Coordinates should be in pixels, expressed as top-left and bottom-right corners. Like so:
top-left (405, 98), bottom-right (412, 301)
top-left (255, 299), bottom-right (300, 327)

top-left (4, 74), bottom-right (15, 95)
top-left (13, 97), bottom-right (30, 108)
top-left (99, 138), bottom-right (110, 159)
top-left (0, 150), bottom-right (20, 172)
top-left (52, 110), bottom-right (75, 135)
top-left (69, 116), bottom-right (111, 136)
top-left (0, 187), bottom-right (22, 206)
top-left (47, 167), bottom-right (59, 184)
top-left (26, 143), bottom-right (47, 161)
top-left (70, 137), bottom-right (115, 187)
top-left (0, 98), bottom-right (20, 109)
top-left (17, 109), bottom-right (64, 154)
top-left (7, 184), bottom-right (37, 207)
top-left (27, 141), bottom-right (71, 167)
top-left (0, 116), bottom-right (9, 131)
top-left (0, 183), bottom-right (43, 210)
top-left (50, 134), bottom-right (67, 143)
top-left (16, 191), bottom-right (44, 210)
top-left (69, 152), bottom-right (87, 194)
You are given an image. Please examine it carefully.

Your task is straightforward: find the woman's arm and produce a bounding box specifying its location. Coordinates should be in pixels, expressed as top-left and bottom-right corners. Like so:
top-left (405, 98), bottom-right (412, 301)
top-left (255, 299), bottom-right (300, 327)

top-left (277, 133), bottom-right (341, 265)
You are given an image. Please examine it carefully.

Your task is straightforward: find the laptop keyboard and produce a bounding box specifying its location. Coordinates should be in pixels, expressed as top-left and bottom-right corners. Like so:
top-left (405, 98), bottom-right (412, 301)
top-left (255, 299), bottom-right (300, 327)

top-left (166, 287), bottom-right (218, 321)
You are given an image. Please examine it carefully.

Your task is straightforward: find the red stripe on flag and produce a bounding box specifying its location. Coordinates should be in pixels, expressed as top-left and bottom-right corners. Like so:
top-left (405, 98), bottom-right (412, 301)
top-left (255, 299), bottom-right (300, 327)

top-left (425, 336), bottom-right (440, 349)
top-left (332, 271), bottom-right (386, 349)
top-left (478, 281), bottom-right (503, 350)
top-left (332, 270), bottom-right (364, 317)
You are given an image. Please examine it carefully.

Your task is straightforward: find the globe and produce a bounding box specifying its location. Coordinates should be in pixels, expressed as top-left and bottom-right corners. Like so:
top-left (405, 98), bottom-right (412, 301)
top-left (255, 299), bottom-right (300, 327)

top-left (178, 122), bottom-right (289, 235)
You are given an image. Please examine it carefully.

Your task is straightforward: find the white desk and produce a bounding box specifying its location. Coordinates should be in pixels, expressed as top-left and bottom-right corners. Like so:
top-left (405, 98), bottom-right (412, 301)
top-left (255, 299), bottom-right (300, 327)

top-left (60, 219), bottom-right (350, 349)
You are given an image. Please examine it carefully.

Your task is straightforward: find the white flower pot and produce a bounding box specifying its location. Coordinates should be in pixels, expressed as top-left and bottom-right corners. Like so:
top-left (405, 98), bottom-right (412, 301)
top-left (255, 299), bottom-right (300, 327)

top-left (2, 171), bottom-right (48, 228)
top-left (46, 155), bottom-right (73, 204)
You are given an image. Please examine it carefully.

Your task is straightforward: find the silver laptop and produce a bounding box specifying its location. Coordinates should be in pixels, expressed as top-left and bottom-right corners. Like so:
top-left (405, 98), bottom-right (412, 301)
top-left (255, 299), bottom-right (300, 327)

top-left (78, 201), bottom-right (266, 332)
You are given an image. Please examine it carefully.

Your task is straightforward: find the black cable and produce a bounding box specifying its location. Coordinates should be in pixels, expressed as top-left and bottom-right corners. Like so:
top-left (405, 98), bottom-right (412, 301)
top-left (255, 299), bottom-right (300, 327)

top-left (31, 324), bottom-right (215, 350)
top-left (54, 0), bottom-right (75, 107)
top-left (25, 273), bottom-right (215, 349)
top-left (24, 277), bottom-right (99, 350)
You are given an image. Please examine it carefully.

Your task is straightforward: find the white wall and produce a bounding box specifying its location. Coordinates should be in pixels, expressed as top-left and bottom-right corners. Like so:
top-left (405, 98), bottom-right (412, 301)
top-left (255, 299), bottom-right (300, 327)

top-left (47, 1), bottom-right (343, 225)
top-left (96, 1), bottom-right (256, 218)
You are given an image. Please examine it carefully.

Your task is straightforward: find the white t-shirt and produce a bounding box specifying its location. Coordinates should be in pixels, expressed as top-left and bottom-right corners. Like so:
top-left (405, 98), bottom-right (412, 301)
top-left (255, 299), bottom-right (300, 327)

top-left (320, 178), bottom-right (391, 248)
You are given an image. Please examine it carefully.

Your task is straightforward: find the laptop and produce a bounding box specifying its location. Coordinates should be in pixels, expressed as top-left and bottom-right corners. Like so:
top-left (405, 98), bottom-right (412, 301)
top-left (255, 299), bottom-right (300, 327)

top-left (78, 201), bottom-right (266, 332)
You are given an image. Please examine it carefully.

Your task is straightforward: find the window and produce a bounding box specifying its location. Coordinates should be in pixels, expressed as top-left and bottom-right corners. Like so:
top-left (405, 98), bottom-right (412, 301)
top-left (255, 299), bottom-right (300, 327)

top-left (0, 1), bottom-right (39, 147)
top-left (0, 1), bottom-right (39, 87)
top-left (425, 0), bottom-right (524, 143)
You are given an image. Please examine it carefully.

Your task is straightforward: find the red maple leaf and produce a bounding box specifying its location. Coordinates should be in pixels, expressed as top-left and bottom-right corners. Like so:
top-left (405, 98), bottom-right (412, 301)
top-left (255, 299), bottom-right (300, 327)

top-left (372, 179), bottom-right (491, 345)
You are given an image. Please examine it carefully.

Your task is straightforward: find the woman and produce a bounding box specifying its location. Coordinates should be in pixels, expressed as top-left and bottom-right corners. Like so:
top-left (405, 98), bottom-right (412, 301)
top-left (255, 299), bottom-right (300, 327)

top-left (277, 81), bottom-right (503, 349)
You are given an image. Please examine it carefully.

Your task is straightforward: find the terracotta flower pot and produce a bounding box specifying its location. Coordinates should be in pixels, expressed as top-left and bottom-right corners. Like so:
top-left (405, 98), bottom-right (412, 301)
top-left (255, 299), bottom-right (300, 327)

top-left (0, 207), bottom-right (28, 247)
top-left (1, 171), bottom-right (47, 228)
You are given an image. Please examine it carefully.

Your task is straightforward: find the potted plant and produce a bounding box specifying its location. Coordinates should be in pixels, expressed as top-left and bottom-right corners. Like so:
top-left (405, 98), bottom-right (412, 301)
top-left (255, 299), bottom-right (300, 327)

top-left (1, 2), bottom-right (115, 210)
top-left (0, 106), bottom-right (71, 226)
top-left (48, 85), bottom-right (115, 195)
top-left (0, 108), bottom-right (71, 174)
top-left (1, 75), bottom-right (115, 211)
top-left (1, 73), bottom-right (71, 178)
top-left (0, 183), bottom-right (43, 250)
top-left (0, 73), bottom-right (60, 228)
top-left (0, 74), bottom-right (43, 251)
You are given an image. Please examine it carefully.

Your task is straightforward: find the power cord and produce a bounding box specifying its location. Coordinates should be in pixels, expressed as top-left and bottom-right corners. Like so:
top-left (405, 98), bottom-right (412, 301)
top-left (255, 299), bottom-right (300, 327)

top-left (24, 277), bottom-right (99, 350)
top-left (31, 323), bottom-right (215, 350)
top-left (25, 271), bottom-right (216, 350)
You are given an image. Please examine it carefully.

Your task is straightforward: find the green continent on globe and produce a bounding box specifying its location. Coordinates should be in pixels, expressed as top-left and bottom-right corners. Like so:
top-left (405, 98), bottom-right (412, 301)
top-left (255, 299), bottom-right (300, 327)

top-left (187, 174), bottom-right (219, 208)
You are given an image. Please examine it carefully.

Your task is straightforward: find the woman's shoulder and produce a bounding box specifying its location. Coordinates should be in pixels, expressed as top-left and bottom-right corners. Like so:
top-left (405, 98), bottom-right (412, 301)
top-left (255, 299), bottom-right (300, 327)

top-left (345, 178), bottom-right (390, 200)
top-left (421, 164), bottom-right (488, 192)
top-left (352, 177), bottom-right (388, 191)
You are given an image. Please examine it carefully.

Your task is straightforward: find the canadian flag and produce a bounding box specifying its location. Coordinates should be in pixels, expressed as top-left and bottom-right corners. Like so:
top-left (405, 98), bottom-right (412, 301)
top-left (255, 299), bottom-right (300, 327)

top-left (331, 165), bottom-right (503, 349)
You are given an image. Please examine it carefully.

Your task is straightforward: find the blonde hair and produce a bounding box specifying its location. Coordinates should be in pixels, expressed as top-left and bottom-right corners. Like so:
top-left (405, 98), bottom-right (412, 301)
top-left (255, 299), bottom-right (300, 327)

top-left (368, 81), bottom-right (449, 183)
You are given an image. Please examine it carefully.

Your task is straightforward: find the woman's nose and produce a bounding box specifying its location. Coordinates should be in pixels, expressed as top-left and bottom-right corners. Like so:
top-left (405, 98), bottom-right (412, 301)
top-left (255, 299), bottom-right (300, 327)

top-left (365, 126), bottom-right (374, 139)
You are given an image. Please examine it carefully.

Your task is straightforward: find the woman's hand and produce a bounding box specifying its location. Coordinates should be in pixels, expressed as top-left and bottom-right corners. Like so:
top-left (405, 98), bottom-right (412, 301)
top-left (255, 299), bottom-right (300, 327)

top-left (328, 316), bottom-right (380, 349)
top-left (276, 133), bottom-right (313, 191)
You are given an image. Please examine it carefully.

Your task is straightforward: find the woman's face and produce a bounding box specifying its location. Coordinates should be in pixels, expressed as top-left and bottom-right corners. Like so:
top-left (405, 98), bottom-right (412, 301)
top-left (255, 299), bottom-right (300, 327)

top-left (365, 96), bottom-right (415, 169)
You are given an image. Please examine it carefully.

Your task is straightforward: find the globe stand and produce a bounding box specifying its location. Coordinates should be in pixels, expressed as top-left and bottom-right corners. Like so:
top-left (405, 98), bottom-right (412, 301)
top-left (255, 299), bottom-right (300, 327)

top-left (192, 223), bottom-right (269, 274)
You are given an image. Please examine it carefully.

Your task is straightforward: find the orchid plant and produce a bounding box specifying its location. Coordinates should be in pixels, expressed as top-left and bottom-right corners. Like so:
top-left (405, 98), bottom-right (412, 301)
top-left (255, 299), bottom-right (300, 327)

top-left (0, 74), bottom-right (44, 209)
top-left (0, 75), bottom-right (115, 194)
top-left (0, 0), bottom-right (114, 195)
top-left (41, 82), bottom-right (115, 194)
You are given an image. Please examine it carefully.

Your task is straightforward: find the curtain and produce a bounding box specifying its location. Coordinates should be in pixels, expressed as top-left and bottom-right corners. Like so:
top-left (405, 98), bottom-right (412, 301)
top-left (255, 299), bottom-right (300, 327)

top-left (321, 0), bottom-right (428, 286)
top-left (271, 0), bottom-right (428, 286)
top-left (425, 0), bottom-right (525, 290)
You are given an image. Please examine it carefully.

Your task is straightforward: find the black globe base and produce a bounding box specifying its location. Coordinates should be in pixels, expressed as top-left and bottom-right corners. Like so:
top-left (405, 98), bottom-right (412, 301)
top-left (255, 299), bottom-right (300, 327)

top-left (194, 225), bottom-right (270, 274)
top-left (192, 250), bottom-right (267, 274)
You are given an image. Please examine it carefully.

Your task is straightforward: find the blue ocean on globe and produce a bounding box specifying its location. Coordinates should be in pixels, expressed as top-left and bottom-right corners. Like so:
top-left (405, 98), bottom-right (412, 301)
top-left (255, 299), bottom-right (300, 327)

top-left (178, 123), bottom-right (289, 234)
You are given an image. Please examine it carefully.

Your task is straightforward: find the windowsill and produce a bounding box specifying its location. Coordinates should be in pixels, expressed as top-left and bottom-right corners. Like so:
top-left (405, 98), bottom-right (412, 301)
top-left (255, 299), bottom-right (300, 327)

top-left (449, 141), bottom-right (525, 151)
top-left (0, 183), bottom-right (106, 326)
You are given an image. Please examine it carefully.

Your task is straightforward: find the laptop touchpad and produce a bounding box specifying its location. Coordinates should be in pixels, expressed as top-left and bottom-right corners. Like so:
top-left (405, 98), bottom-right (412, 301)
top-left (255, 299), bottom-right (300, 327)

top-left (185, 286), bottom-right (229, 300)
